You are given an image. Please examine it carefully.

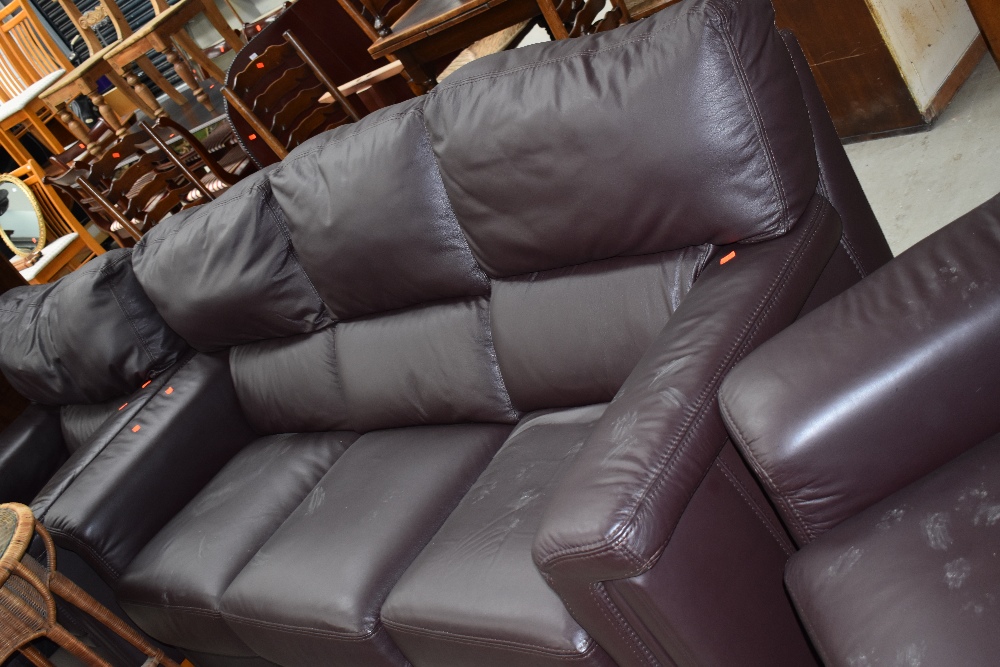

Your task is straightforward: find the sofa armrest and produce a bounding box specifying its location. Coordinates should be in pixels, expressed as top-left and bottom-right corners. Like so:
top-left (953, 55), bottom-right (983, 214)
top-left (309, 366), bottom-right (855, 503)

top-left (32, 352), bottom-right (257, 583)
top-left (533, 193), bottom-right (842, 582)
top-left (718, 193), bottom-right (1000, 546)
top-left (0, 404), bottom-right (67, 503)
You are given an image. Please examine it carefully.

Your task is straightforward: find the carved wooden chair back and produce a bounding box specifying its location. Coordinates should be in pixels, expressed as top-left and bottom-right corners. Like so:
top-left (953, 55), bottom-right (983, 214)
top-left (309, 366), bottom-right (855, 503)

top-left (223, 30), bottom-right (361, 161)
top-left (50, 0), bottom-right (133, 58)
top-left (0, 0), bottom-right (73, 89)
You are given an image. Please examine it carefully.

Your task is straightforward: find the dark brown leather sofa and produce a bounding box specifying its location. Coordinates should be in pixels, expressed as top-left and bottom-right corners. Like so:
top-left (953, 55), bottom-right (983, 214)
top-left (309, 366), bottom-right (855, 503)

top-left (719, 192), bottom-right (1000, 666)
top-left (0, 0), bottom-right (895, 664)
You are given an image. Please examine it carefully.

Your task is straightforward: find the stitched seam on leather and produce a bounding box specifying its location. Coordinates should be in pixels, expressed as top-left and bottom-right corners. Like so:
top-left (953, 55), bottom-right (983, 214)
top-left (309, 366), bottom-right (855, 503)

top-left (714, 456), bottom-right (792, 555)
top-left (271, 109), bottom-right (418, 174)
top-left (838, 235), bottom-right (868, 278)
top-left (117, 599), bottom-right (224, 618)
top-left (45, 527), bottom-right (121, 580)
top-left (541, 198), bottom-right (827, 570)
top-left (381, 618), bottom-right (596, 658)
top-left (591, 583), bottom-right (658, 666)
top-left (429, 7), bottom-right (697, 93)
top-left (260, 186), bottom-right (329, 312)
top-left (103, 261), bottom-right (156, 366)
top-left (715, 19), bottom-right (789, 234)
top-left (785, 580), bottom-right (835, 667)
top-left (34, 355), bottom-right (194, 521)
top-left (220, 610), bottom-right (380, 642)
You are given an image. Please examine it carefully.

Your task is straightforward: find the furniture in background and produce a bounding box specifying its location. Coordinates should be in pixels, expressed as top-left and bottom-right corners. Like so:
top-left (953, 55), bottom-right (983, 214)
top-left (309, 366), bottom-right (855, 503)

top-left (223, 30), bottom-right (366, 161)
top-left (719, 192), bottom-right (1000, 666)
top-left (966, 0), bottom-right (999, 65)
top-left (89, 0), bottom-right (244, 112)
top-left (224, 0), bottom-right (414, 167)
top-left (3, 159), bottom-right (105, 285)
top-left (336, 0), bottom-right (540, 92)
top-left (536, 0), bottom-right (681, 38)
top-left (0, 502), bottom-right (179, 667)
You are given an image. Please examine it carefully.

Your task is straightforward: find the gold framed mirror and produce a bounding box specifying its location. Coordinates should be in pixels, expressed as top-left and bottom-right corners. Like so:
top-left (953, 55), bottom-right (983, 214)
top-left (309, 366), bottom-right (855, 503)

top-left (0, 173), bottom-right (46, 259)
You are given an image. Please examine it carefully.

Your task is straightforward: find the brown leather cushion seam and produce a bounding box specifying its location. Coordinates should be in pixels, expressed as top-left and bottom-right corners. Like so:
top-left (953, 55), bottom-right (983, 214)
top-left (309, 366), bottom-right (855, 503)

top-left (381, 618), bottom-right (598, 660)
top-left (714, 455), bottom-right (793, 555)
top-left (47, 527), bottom-right (122, 581)
top-left (220, 610), bottom-right (381, 642)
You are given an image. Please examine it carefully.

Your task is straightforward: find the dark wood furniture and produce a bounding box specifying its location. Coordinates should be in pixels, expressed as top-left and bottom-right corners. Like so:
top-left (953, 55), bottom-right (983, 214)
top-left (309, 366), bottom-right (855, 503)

top-left (224, 0), bottom-right (413, 167)
top-left (0, 503), bottom-right (178, 667)
top-left (966, 0), bottom-right (999, 65)
top-left (537, 0), bottom-right (681, 38)
top-left (223, 30), bottom-right (364, 161)
top-left (337, 0), bottom-right (541, 92)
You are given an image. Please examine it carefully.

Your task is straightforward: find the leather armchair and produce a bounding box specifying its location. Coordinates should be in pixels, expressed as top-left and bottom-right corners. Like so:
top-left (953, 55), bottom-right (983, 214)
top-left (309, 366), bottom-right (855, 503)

top-left (719, 192), bottom-right (1000, 664)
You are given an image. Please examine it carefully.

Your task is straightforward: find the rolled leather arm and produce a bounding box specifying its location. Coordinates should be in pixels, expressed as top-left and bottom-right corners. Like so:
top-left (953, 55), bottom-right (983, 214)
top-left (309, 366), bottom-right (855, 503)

top-left (534, 193), bottom-right (842, 582)
top-left (0, 404), bottom-right (67, 504)
top-left (33, 352), bottom-right (257, 584)
top-left (718, 192), bottom-right (1000, 546)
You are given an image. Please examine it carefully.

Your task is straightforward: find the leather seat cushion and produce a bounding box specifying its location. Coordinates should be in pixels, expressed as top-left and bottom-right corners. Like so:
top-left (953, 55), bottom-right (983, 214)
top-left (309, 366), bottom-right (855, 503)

top-left (117, 432), bottom-right (356, 655)
top-left (220, 424), bottom-right (510, 667)
top-left (381, 406), bottom-right (616, 667)
top-left (786, 433), bottom-right (1000, 666)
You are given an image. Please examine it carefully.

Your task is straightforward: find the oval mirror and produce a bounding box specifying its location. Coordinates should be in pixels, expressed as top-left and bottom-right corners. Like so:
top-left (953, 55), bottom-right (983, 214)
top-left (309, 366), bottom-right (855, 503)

top-left (0, 174), bottom-right (46, 259)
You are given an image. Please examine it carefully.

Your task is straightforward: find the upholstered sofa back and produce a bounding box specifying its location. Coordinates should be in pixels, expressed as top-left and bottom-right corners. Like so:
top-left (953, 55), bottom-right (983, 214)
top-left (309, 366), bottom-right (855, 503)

top-left (121, 0), bottom-right (818, 436)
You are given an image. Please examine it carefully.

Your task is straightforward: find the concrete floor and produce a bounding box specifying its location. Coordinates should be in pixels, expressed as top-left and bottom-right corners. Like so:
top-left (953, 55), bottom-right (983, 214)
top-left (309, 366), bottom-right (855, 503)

top-left (846, 54), bottom-right (1000, 256)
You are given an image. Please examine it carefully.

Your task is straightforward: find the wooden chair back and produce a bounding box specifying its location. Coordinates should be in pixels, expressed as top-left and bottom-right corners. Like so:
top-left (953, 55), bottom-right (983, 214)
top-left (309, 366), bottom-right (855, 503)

top-left (223, 30), bottom-right (361, 161)
top-left (0, 0), bottom-right (73, 95)
top-left (50, 0), bottom-right (134, 57)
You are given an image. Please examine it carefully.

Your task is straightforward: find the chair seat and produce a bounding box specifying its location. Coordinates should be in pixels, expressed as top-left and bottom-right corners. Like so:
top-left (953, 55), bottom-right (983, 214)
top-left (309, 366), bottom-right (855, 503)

top-left (43, 46), bottom-right (118, 94)
top-left (18, 233), bottom-right (78, 283)
top-left (0, 70), bottom-right (65, 121)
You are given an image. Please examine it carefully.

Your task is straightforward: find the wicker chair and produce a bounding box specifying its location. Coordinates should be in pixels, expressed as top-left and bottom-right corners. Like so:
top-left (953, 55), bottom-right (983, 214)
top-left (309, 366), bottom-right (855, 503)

top-left (0, 503), bottom-right (178, 666)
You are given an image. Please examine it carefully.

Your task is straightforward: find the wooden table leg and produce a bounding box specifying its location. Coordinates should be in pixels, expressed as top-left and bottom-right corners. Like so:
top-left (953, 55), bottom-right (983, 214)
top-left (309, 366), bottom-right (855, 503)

top-left (173, 30), bottom-right (225, 82)
top-left (136, 55), bottom-right (187, 107)
top-left (52, 102), bottom-right (89, 144)
top-left (162, 42), bottom-right (213, 111)
top-left (0, 124), bottom-right (34, 165)
top-left (105, 68), bottom-right (161, 120)
top-left (198, 0), bottom-right (244, 52)
top-left (25, 113), bottom-right (65, 155)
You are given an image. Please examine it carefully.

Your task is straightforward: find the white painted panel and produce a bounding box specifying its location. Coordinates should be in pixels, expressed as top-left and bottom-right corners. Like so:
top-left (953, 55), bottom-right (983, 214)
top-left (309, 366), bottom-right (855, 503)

top-left (865, 0), bottom-right (980, 111)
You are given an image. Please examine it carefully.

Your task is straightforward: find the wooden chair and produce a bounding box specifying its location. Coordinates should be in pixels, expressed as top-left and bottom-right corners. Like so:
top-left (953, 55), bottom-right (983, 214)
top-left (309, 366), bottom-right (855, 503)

top-left (222, 30), bottom-right (370, 162)
top-left (7, 159), bottom-right (105, 285)
top-left (536, 0), bottom-right (683, 39)
top-left (336, 0), bottom-right (540, 92)
top-left (2, 0), bottom-right (159, 154)
top-left (89, 0), bottom-right (244, 112)
top-left (0, 0), bottom-right (78, 163)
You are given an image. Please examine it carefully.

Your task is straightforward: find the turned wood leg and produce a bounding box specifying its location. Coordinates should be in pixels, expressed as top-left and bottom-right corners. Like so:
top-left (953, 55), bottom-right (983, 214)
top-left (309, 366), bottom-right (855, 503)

top-left (55, 104), bottom-right (88, 143)
top-left (137, 55), bottom-right (186, 106)
top-left (104, 70), bottom-right (158, 121)
top-left (83, 84), bottom-right (124, 140)
top-left (173, 30), bottom-right (225, 82)
top-left (163, 43), bottom-right (213, 111)
top-left (391, 51), bottom-right (435, 94)
top-left (123, 67), bottom-right (166, 118)
top-left (199, 0), bottom-right (244, 52)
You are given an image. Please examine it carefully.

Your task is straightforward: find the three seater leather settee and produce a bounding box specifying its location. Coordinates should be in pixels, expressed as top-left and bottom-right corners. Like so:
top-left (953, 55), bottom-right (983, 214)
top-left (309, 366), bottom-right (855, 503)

top-left (0, 0), bottom-right (895, 664)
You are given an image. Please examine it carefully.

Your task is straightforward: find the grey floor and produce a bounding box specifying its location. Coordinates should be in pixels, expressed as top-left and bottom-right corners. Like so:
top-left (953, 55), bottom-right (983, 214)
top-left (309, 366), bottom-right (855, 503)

top-left (846, 54), bottom-right (1000, 255)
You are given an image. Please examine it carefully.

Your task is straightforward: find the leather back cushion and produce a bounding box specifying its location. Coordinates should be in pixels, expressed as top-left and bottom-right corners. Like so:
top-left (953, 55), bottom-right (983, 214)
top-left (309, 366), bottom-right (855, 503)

top-left (131, 172), bottom-right (332, 352)
top-left (423, 0), bottom-right (817, 277)
top-left (143, 0), bottom-right (815, 432)
top-left (0, 249), bottom-right (188, 405)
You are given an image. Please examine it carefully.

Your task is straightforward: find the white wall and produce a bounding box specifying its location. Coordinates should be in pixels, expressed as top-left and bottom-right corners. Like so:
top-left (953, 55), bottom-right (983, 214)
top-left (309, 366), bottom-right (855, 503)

top-left (864, 0), bottom-right (981, 112)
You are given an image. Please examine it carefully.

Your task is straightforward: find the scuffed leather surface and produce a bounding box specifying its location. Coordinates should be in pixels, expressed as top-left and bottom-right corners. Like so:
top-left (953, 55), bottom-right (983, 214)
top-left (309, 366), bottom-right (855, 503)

top-left (719, 192), bottom-right (1000, 545)
top-left (131, 172), bottom-right (332, 352)
top-left (221, 424), bottom-right (509, 667)
top-left (117, 431), bottom-right (356, 655)
top-left (423, 0), bottom-right (817, 277)
top-left (781, 32), bottom-right (893, 280)
top-left (0, 249), bottom-right (188, 405)
top-left (492, 248), bottom-right (713, 412)
top-left (786, 433), bottom-right (1000, 667)
top-left (531, 195), bottom-right (840, 665)
top-left (61, 399), bottom-right (124, 452)
top-left (0, 405), bottom-right (66, 504)
top-left (382, 405), bottom-right (616, 667)
top-left (270, 101), bottom-right (490, 320)
top-left (34, 353), bottom-right (256, 583)
top-left (610, 443), bottom-right (814, 667)
top-left (229, 327), bottom-right (349, 435)
top-left (337, 297), bottom-right (518, 432)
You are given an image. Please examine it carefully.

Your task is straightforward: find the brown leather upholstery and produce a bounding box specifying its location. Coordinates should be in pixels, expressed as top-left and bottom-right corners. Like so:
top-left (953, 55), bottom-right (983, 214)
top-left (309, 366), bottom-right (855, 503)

top-left (720, 192), bottom-right (1000, 663)
top-left (0, 0), bottom-right (895, 664)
